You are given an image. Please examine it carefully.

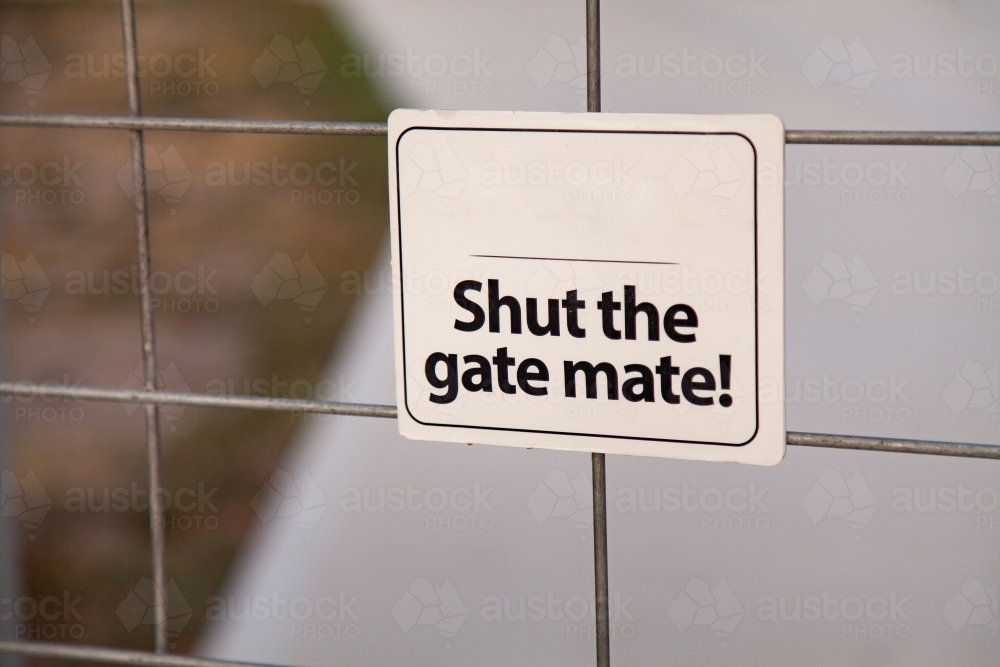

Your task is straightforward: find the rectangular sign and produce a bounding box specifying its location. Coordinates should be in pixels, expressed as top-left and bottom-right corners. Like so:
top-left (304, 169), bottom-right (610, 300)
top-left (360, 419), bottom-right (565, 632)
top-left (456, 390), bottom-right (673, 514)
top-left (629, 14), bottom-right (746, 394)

top-left (388, 109), bottom-right (784, 465)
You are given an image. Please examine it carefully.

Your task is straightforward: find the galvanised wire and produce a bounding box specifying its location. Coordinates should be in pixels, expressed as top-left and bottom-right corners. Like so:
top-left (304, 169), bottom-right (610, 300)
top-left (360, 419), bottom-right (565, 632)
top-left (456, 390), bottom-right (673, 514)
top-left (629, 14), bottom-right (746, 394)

top-left (584, 2), bottom-right (612, 665)
top-left (4, 114), bottom-right (1000, 145)
top-left (0, 381), bottom-right (1000, 459)
top-left (117, 0), bottom-right (168, 653)
top-left (0, 381), bottom-right (996, 458)
top-left (0, 641), bottom-right (282, 667)
top-left (1, 0), bottom-right (999, 665)
top-left (0, 114), bottom-right (389, 135)
top-left (0, 381), bottom-right (399, 418)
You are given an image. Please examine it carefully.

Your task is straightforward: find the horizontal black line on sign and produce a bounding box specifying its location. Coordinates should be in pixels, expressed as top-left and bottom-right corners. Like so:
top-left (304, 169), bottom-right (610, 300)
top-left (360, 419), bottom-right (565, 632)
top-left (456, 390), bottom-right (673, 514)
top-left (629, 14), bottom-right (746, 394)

top-left (471, 254), bottom-right (678, 265)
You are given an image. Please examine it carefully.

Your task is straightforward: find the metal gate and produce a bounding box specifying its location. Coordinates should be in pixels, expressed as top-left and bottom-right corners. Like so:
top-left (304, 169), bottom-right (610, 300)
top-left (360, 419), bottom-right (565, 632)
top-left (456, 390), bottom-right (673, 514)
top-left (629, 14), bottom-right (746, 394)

top-left (1, 1), bottom-right (998, 666)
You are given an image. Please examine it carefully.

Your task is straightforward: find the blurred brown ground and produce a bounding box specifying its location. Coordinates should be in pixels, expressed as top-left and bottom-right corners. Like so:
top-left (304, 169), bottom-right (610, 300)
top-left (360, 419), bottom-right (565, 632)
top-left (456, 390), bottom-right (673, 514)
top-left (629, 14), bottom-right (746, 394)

top-left (0, 0), bottom-right (388, 653)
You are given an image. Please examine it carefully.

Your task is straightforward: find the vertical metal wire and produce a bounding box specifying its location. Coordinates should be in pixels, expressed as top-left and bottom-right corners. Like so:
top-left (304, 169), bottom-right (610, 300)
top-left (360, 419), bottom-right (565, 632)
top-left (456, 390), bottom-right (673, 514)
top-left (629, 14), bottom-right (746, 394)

top-left (591, 453), bottom-right (610, 667)
top-left (585, 2), bottom-right (610, 666)
top-left (586, 0), bottom-right (601, 113)
top-left (118, 0), bottom-right (168, 653)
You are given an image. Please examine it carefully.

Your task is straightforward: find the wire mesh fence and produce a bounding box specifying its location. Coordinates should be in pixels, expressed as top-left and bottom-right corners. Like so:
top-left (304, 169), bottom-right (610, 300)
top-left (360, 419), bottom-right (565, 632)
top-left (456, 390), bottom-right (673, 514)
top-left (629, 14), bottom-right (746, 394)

top-left (1, 0), bottom-right (998, 666)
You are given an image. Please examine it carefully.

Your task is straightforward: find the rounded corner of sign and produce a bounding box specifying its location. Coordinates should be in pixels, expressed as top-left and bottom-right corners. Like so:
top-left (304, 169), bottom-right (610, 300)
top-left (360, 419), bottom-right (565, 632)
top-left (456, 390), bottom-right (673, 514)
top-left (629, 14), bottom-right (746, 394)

top-left (387, 108), bottom-right (406, 125)
top-left (739, 115), bottom-right (785, 148)
top-left (757, 439), bottom-right (787, 466)
top-left (738, 424), bottom-right (786, 466)
top-left (761, 114), bottom-right (786, 137)
top-left (388, 108), bottom-right (422, 125)
top-left (388, 110), bottom-right (410, 140)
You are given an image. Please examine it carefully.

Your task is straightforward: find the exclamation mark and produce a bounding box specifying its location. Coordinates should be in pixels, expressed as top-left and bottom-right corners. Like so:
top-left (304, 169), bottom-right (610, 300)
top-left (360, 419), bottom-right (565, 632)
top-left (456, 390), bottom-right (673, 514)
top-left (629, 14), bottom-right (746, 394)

top-left (718, 355), bottom-right (732, 407)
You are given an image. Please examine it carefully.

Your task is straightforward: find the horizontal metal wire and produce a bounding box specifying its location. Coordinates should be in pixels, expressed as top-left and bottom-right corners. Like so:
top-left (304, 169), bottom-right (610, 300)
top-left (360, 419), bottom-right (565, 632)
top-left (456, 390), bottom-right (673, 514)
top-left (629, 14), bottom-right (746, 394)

top-left (0, 114), bottom-right (387, 136)
top-left (0, 640), bottom-right (278, 667)
top-left (0, 381), bottom-right (396, 419)
top-left (785, 129), bottom-right (1000, 145)
top-left (4, 114), bottom-right (1000, 144)
top-left (785, 431), bottom-right (1000, 459)
top-left (1, 380), bottom-right (997, 459)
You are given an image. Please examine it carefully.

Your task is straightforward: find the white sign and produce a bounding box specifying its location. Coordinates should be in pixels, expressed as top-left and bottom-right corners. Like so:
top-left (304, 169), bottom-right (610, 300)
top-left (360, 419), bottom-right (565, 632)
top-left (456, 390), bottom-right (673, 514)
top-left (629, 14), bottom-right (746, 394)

top-left (388, 109), bottom-right (784, 465)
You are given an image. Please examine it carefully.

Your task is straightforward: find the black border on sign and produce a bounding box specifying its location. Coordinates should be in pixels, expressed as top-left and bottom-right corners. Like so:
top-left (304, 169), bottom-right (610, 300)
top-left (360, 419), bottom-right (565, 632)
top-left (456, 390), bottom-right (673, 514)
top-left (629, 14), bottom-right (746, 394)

top-left (395, 126), bottom-right (759, 447)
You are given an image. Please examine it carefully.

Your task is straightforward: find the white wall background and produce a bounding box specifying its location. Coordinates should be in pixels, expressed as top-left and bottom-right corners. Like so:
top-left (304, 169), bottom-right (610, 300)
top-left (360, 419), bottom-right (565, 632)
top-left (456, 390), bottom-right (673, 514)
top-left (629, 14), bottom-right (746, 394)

top-left (202, 2), bottom-right (1000, 665)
